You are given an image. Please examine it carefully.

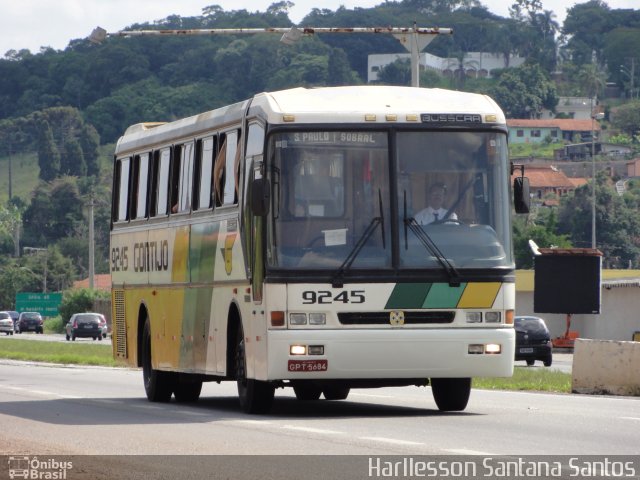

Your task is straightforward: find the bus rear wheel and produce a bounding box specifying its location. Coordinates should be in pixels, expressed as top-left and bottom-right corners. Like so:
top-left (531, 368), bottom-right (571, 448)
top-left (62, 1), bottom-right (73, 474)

top-left (142, 320), bottom-right (174, 402)
top-left (430, 378), bottom-right (471, 411)
top-left (236, 328), bottom-right (274, 414)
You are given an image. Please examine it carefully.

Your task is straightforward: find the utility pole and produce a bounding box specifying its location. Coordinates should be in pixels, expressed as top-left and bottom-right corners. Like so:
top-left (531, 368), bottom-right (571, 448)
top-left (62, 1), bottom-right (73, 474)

top-left (88, 195), bottom-right (95, 289)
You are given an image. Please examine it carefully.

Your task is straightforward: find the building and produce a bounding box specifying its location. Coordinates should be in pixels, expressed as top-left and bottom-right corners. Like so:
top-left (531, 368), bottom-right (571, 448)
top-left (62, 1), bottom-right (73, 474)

top-left (73, 274), bottom-right (111, 292)
top-left (507, 119), bottom-right (599, 145)
top-left (511, 164), bottom-right (581, 200)
top-left (626, 158), bottom-right (640, 177)
top-left (367, 51), bottom-right (525, 83)
top-left (539, 97), bottom-right (593, 120)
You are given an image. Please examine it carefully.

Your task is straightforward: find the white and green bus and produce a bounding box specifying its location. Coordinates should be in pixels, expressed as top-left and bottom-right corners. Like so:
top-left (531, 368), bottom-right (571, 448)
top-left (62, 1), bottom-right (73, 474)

top-left (110, 85), bottom-right (529, 413)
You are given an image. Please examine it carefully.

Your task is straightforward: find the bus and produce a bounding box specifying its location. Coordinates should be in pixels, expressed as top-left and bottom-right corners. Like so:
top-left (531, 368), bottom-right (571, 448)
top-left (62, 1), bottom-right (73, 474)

top-left (110, 85), bottom-right (529, 414)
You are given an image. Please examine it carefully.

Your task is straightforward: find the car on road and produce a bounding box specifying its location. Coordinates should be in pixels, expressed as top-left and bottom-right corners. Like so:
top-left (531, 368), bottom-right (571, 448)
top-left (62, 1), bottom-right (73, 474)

top-left (65, 313), bottom-right (104, 341)
top-left (8, 311), bottom-right (19, 332)
top-left (17, 312), bottom-right (44, 334)
top-left (0, 311), bottom-right (15, 335)
top-left (514, 315), bottom-right (552, 367)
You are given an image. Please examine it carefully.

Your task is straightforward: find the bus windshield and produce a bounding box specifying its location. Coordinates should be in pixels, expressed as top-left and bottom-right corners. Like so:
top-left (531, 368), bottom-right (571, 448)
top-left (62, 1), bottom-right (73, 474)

top-left (265, 129), bottom-right (512, 271)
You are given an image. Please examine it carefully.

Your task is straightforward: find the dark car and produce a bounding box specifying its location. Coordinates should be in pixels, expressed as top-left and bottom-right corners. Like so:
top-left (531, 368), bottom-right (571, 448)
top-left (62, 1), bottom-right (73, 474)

top-left (65, 313), bottom-right (103, 341)
top-left (17, 312), bottom-right (44, 334)
top-left (514, 316), bottom-right (552, 367)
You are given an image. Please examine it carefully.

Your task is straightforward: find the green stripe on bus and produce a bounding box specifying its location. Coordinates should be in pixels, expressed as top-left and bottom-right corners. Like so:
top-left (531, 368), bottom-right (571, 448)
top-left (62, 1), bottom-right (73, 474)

top-left (385, 283), bottom-right (432, 309)
top-left (422, 283), bottom-right (467, 308)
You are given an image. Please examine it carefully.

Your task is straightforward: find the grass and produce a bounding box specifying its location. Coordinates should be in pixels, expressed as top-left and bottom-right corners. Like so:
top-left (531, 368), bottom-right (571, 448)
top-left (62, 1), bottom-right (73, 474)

top-left (0, 337), bottom-right (122, 367)
top-left (474, 367), bottom-right (571, 393)
top-left (0, 337), bottom-right (571, 392)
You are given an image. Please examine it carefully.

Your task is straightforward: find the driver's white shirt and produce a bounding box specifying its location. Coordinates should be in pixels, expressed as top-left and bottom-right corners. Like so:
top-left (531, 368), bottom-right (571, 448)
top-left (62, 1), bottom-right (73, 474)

top-left (415, 207), bottom-right (457, 225)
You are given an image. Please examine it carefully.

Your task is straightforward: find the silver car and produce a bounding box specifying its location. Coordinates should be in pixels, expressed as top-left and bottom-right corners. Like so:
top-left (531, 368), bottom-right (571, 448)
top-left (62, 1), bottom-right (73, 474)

top-left (0, 311), bottom-right (14, 335)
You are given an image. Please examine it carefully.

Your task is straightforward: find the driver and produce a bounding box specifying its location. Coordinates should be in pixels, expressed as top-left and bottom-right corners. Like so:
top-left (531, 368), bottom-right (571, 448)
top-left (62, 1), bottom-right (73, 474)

top-left (415, 182), bottom-right (457, 225)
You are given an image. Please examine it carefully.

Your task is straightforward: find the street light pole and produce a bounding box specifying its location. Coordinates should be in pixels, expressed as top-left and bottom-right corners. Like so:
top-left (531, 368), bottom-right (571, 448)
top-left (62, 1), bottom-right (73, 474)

top-left (620, 58), bottom-right (636, 99)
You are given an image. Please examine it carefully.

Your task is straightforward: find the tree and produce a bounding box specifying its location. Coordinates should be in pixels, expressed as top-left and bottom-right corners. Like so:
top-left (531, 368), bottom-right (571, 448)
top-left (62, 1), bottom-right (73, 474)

top-left (37, 120), bottom-right (60, 181)
top-left (489, 64), bottom-right (558, 118)
top-left (376, 58), bottom-right (412, 86)
top-left (557, 174), bottom-right (640, 267)
top-left (562, 0), bottom-right (614, 65)
top-left (513, 208), bottom-right (572, 268)
top-left (79, 124), bottom-right (101, 177)
top-left (60, 137), bottom-right (86, 177)
top-left (22, 177), bottom-right (84, 246)
top-left (611, 100), bottom-right (640, 137)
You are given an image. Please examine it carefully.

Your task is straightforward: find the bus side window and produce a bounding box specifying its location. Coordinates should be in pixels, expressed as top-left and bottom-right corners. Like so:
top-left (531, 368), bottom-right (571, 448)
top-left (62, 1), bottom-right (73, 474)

top-left (213, 134), bottom-right (227, 207)
top-left (224, 130), bottom-right (239, 206)
top-left (113, 157), bottom-right (131, 223)
top-left (176, 141), bottom-right (194, 213)
top-left (130, 153), bottom-right (150, 220)
top-left (194, 136), bottom-right (216, 210)
top-left (214, 129), bottom-right (241, 207)
top-left (151, 148), bottom-right (171, 217)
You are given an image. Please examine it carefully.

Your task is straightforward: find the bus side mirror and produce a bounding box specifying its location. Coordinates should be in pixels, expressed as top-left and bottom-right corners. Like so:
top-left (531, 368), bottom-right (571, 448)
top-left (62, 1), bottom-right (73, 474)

top-left (513, 176), bottom-right (530, 214)
top-left (251, 178), bottom-right (270, 216)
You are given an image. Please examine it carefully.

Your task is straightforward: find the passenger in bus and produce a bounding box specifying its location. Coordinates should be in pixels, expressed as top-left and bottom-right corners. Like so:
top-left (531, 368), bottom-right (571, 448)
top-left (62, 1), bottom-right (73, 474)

top-left (415, 182), bottom-right (457, 225)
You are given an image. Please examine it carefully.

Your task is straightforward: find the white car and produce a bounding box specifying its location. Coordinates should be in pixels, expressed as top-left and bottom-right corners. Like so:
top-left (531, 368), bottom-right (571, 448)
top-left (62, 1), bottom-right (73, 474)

top-left (0, 311), bottom-right (15, 335)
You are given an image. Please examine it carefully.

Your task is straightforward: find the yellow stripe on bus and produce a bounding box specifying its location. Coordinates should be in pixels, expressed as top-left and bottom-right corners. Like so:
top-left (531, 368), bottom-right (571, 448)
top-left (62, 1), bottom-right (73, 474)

top-left (457, 282), bottom-right (501, 308)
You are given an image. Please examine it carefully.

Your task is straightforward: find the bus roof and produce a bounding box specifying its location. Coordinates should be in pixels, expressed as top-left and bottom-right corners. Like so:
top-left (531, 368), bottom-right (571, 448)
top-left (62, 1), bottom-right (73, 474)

top-left (115, 86), bottom-right (505, 155)
top-left (251, 86), bottom-right (506, 125)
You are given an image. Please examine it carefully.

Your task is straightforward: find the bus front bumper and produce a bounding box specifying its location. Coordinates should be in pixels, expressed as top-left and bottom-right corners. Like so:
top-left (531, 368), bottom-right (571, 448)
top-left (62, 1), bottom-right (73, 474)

top-left (266, 327), bottom-right (514, 380)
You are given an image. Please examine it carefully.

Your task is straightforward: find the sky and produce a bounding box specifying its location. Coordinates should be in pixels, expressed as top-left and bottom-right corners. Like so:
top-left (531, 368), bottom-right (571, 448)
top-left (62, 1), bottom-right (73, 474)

top-left (1, 0), bottom-right (639, 56)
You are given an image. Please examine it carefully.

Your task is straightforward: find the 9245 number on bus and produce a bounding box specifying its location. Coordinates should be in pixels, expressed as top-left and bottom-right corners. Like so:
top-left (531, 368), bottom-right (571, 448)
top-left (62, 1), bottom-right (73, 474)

top-left (302, 290), bottom-right (365, 304)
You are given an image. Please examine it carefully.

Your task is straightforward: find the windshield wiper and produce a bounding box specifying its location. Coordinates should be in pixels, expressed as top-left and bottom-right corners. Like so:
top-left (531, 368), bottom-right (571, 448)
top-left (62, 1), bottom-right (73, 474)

top-left (332, 190), bottom-right (385, 288)
top-left (403, 191), bottom-right (460, 286)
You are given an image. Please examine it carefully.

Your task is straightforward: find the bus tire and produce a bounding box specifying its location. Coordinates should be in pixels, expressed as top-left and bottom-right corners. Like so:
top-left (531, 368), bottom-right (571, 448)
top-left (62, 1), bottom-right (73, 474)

top-left (293, 384), bottom-right (322, 401)
top-left (142, 319), bottom-right (174, 403)
top-left (323, 386), bottom-right (350, 400)
top-left (236, 328), bottom-right (274, 414)
top-left (174, 374), bottom-right (203, 403)
top-left (430, 378), bottom-right (471, 411)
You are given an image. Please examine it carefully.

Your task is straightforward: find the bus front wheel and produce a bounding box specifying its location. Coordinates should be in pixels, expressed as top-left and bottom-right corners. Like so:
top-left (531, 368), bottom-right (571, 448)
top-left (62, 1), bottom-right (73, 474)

top-left (236, 328), bottom-right (274, 414)
top-left (430, 378), bottom-right (471, 411)
top-left (142, 320), bottom-right (174, 402)
top-left (174, 374), bottom-right (203, 403)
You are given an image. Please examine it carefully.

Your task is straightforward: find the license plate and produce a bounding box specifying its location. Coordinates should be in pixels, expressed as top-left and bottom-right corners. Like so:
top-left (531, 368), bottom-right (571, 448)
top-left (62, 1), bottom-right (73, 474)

top-left (288, 359), bottom-right (328, 372)
top-left (83, 325), bottom-right (93, 329)
top-left (520, 347), bottom-right (534, 353)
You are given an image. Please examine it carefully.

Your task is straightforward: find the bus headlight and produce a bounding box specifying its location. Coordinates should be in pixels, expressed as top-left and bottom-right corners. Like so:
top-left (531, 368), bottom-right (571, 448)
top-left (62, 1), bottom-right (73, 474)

top-left (309, 313), bottom-right (326, 325)
top-left (466, 312), bottom-right (482, 323)
top-left (485, 311), bottom-right (501, 323)
top-left (290, 313), bottom-right (307, 325)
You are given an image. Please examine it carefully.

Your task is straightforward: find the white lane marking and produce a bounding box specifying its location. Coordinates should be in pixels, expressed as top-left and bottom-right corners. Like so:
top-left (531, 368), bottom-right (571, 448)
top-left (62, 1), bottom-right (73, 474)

top-left (619, 417), bottom-right (640, 422)
top-left (229, 419), bottom-right (274, 426)
top-left (359, 436), bottom-right (424, 446)
top-left (445, 448), bottom-right (499, 456)
top-left (351, 392), bottom-right (395, 399)
top-left (281, 425), bottom-right (346, 435)
top-left (4, 386), bottom-right (81, 399)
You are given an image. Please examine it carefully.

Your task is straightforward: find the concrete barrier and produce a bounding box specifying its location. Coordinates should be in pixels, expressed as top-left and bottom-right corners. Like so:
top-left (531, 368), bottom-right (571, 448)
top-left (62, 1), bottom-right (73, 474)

top-left (572, 339), bottom-right (640, 396)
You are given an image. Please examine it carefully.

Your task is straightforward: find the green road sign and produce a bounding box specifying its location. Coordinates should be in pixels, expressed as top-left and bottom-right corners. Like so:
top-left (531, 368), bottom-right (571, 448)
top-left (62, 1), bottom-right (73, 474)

top-left (15, 292), bottom-right (62, 317)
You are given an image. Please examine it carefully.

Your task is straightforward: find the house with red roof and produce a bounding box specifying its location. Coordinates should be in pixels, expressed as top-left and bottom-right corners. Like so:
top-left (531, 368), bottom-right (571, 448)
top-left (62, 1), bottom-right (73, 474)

top-left (507, 119), bottom-right (600, 145)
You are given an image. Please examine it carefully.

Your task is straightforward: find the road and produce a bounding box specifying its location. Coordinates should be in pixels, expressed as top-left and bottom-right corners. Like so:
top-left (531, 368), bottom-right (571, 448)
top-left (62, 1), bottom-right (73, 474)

top-left (1, 360), bottom-right (638, 456)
